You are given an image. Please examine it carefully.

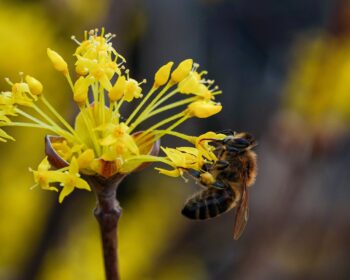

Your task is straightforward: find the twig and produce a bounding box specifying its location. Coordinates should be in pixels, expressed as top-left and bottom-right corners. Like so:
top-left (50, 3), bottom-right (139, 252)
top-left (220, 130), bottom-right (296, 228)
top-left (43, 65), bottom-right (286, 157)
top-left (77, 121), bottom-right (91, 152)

top-left (88, 175), bottom-right (125, 280)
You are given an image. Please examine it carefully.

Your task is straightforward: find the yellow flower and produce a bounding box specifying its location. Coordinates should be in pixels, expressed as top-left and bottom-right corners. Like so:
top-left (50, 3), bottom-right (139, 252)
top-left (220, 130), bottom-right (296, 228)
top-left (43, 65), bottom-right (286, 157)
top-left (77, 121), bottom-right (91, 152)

top-left (0, 28), bottom-right (226, 201)
top-left (124, 79), bottom-right (143, 102)
top-left (99, 122), bottom-right (139, 163)
top-left (178, 71), bottom-right (214, 100)
top-left (30, 157), bottom-right (91, 202)
top-left (30, 157), bottom-right (58, 192)
top-left (57, 157), bottom-right (91, 203)
top-left (11, 82), bottom-right (34, 106)
top-left (194, 131), bottom-right (226, 161)
top-left (155, 147), bottom-right (203, 177)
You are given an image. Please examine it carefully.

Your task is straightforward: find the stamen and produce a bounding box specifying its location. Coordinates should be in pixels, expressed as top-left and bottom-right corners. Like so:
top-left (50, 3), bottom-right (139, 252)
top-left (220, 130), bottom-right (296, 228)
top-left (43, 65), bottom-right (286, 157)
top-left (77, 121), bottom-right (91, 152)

top-left (125, 87), bottom-right (156, 126)
top-left (18, 72), bottom-right (24, 81)
top-left (4, 78), bottom-right (13, 86)
top-left (193, 63), bottom-right (200, 71)
top-left (106, 34), bottom-right (116, 43)
top-left (71, 35), bottom-right (81, 45)
top-left (125, 69), bottom-right (130, 80)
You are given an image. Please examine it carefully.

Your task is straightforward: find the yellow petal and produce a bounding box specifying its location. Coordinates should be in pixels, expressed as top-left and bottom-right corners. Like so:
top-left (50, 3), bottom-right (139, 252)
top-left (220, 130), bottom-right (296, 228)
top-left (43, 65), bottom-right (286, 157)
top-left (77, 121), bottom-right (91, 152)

top-left (124, 79), bottom-right (142, 102)
top-left (195, 131), bottom-right (225, 161)
top-left (77, 149), bottom-right (95, 169)
top-left (74, 177), bottom-right (91, 191)
top-left (178, 73), bottom-right (200, 94)
top-left (69, 157), bottom-right (80, 175)
top-left (155, 167), bottom-right (182, 177)
top-left (161, 147), bottom-right (186, 167)
top-left (59, 184), bottom-right (74, 203)
top-left (100, 134), bottom-right (117, 146)
top-left (38, 157), bottom-right (51, 172)
top-left (0, 128), bottom-right (14, 142)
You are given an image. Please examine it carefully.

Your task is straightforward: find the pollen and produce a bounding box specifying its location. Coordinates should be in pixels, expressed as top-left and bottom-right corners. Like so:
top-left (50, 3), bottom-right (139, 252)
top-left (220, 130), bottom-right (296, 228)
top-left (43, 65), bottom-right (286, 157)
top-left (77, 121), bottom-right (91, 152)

top-left (200, 172), bottom-right (215, 185)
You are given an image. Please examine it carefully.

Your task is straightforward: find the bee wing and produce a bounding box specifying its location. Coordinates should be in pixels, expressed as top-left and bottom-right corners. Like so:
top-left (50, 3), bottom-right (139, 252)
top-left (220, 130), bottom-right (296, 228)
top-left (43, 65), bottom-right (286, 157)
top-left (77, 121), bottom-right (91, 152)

top-left (233, 184), bottom-right (249, 240)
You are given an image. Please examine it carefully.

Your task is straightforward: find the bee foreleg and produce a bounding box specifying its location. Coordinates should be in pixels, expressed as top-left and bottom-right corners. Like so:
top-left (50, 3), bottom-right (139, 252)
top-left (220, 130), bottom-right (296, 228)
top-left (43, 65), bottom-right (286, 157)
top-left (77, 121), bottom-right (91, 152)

top-left (215, 160), bottom-right (230, 170)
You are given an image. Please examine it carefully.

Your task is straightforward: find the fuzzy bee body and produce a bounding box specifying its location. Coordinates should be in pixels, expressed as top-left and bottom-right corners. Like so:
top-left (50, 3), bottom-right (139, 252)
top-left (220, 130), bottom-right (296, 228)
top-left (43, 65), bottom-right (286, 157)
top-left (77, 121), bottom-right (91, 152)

top-left (182, 132), bottom-right (257, 239)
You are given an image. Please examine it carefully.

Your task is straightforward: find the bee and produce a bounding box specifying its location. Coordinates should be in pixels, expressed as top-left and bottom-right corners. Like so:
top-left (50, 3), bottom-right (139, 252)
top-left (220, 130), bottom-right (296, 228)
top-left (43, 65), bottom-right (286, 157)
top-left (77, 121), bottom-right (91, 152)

top-left (181, 130), bottom-right (257, 239)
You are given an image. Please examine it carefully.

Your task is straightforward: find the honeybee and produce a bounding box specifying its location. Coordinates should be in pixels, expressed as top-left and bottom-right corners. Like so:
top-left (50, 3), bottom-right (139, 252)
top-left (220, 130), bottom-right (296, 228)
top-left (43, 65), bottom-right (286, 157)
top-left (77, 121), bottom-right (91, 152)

top-left (181, 130), bottom-right (257, 239)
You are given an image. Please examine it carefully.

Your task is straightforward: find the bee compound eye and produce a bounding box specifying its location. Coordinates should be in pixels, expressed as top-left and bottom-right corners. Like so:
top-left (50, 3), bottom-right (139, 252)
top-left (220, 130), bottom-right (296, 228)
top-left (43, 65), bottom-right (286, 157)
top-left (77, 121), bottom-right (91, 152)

top-left (232, 138), bottom-right (250, 148)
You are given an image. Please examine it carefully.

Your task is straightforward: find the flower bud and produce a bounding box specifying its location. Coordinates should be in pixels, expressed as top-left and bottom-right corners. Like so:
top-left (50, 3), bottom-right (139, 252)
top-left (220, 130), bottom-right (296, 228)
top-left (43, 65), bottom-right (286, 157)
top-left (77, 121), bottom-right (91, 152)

top-left (171, 59), bottom-right (193, 83)
top-left (187, 100), bottom-right (222, 118)
top-left (25, 75), bottom-right (43, 95)
top-left (124, 79), bottom-right (142, 102)
top-left (47, 48), bottom-right (68, 75)
top-left (75, 64), bottom-right (88, 76)
top-left (154, 61), bottom-right (173, 87)
top-left (108, 75), bottom-right (126, 102)
top-left (73, 76), bottom-right (90, 104)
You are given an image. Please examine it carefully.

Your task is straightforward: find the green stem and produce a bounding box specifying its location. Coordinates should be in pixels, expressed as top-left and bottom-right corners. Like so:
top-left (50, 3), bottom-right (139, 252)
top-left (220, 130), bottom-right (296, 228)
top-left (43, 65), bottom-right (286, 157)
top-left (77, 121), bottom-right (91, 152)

top-left (40, 96), bottom-right (79, 139)
top-left (128, 84), bottom-right (174, 132)
top-left (134, 112), bottom-right (185, 143)
top-left (125, 87), bottom-right (156, 126)
top-left (139, 114), bottom-right (190, 149)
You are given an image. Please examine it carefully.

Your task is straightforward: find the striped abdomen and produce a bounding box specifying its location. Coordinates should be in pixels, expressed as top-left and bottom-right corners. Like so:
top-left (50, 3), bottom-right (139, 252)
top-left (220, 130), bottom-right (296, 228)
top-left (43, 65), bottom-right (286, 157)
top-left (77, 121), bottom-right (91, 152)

top-left (182, 186), bottom-right (239, 220)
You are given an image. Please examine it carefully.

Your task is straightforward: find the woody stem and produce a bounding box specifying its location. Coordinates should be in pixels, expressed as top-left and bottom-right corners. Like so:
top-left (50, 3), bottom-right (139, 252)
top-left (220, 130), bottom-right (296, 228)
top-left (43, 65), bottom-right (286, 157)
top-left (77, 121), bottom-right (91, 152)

top-left (89, 177), bottom-right (123, 280)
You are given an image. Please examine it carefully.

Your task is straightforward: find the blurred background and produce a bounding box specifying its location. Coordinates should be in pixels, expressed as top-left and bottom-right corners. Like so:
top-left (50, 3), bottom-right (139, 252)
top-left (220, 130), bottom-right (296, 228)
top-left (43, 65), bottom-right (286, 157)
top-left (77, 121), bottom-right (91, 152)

top-left (0, 0), bottom-right (350, 279)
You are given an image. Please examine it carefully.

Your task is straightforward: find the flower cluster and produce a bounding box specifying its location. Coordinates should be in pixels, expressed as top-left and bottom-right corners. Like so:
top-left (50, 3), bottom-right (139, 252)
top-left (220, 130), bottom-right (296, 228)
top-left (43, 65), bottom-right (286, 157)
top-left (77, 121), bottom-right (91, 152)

top-left (0, 28), bottom-right (224, 202)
